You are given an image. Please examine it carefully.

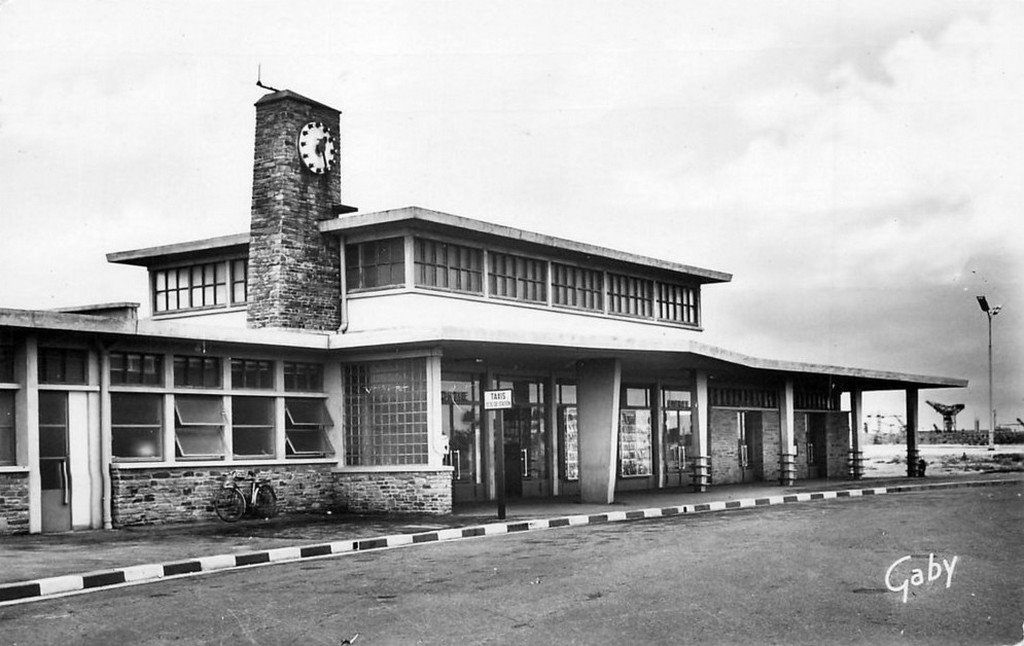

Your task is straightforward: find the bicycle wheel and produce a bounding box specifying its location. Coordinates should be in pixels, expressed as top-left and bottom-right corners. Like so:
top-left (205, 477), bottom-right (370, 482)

top-left (253, 484), bottom-right (277, 519)
top-left (213, 487), bottom-right (246, 522)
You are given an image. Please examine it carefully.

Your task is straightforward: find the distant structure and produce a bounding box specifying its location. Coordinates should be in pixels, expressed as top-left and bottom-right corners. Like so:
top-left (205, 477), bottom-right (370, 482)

top-left (926, 400), bottom-right (965, 433)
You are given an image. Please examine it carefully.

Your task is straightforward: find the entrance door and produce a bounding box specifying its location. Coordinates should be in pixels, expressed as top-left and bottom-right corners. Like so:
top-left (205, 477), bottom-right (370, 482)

top-left (497, 378), bottom-right (548, 498)
top-left (807, 413), bottom-right (828, 479)
top-left (442, 374), bottom-right (483, 503)
top-left (738, 411), bottom-right (764, 483)
top-left (39, 391), bottom-right (71, 532)
top-left (661, 389), bottom-right (692, 488)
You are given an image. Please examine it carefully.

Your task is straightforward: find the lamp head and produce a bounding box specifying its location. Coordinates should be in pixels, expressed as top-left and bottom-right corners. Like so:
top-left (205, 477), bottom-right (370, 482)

top-left (991, 305), bottom-right (1002, 316)
top-left (977, 295), bottom-right (990, 312)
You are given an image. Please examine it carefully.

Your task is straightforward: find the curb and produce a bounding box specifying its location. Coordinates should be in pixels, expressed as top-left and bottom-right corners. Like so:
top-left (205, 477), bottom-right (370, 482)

top-left (1, 477), bottom-right (1018, 606)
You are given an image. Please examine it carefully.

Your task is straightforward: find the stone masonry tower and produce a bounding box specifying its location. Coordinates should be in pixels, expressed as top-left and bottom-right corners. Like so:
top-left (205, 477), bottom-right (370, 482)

top-left (246, 90), bottom-right (342, 330)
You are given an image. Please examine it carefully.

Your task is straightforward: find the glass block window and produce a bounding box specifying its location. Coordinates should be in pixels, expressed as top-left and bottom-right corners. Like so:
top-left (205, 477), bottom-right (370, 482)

top-left (153, 262), bottom-right (228, 313)
top-left (552, 263), bottom-right (602, 311)
top-left (284, 398), bottom-right (335, 457)
top-left (284, 362), bottom-right (324, 392)
top-left (346, 237), bottom-right (406, 290)
top-left (38, 348), bottom-right (88, 385)
top-left (414, 238), bottom-right (483, 293)
top-left (488, 252), bottom-right (547, 303)
top-left (173, 395), bottom-right (224, 459)
top-left (110, 352), bottom-right (163, 386)
top-left (231, 259), bottom-right (248, 304)
top-left (0, 391), bottom-right (14, 466)
top-left (607, 274), bottom-right (653, 318)
top-left (173, 356), bottom-right (222, 388)
top-left (657, 282), bottom-right (698, 325)
top-left (232, 396), bottom-right (275, 458)
top-left (231, 359), bottom-right (274, 390)
top-left (111, 393), bottom-right (162, 460)
top-left (0, 343), bottom-right (14, 383)
top-left (344, 358), bottom-right (428, 466)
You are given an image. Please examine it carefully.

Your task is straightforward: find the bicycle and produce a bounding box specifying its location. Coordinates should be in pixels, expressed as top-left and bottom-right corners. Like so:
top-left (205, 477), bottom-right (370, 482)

top-left (213, 471), bottom-right (278, 522)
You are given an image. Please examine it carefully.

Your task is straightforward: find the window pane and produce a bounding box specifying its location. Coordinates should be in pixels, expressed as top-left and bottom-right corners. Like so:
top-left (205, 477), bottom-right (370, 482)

top-left (285, 429), bottom-right (334, 456)
top-left (175, 396), bottom-right (224, 425)
top-left (234, 427), bottom-right (274, 457)
top-left (285, 398), bottom-right (332, 426)
top-left (175, 427), bottom-right (224, 458)
top-left (0, 391), bottom-right (14, 465)
top-left (625, 388), bottom-right (649, 408)
top-left (233, 396), bottom-right (273, 426)
top-left (113, 426), bottom-right (162, 459)
top-left (112, 393), bottom-right (162, 425)
top-left (38, 391), bottom-right (68, 425)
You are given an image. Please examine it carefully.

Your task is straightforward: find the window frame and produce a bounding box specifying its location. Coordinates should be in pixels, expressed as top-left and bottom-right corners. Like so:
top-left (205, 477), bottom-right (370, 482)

top-left (38, 347), bottom-right (89, 385)
top-left (110, 392), bottom-right (163, 461)
top-left (109, 351), bottom-right (164, 387)
top-left (488, 251), bottom-right (548, 303)
top-left (173, 395), bottom-right (225, 460)
top-left (0, 390), bottom-right (15, 466)
top-left (345, 237), bottom-right (406, 291)
top-left (173, 355), bottom-right (223, 389)
top-left (284, 397), bottom-right (335, 458)
top-left (231, 396), bottom-right (276, 459)
top-left (413, 237), bottom-right (484, 294)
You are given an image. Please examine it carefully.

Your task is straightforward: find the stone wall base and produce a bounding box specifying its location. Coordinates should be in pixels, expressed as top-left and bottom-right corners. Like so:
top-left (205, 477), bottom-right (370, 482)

top-left (0, 471), bottom-right (30, 535)
top-left (334, 470), bottom-right (452, 515)
top-left (110, 464), bottom-right (335, 527)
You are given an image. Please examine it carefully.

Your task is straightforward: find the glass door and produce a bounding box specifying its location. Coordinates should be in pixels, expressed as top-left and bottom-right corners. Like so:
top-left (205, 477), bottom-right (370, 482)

top-left (738, 411), bottom-right (764, 482)
top-left (441, 374), bottom-right (483, 502)
top-left (497, 378), bottom-right (548, 498)
top-left (39, 391), bottom-right (72, 532)
top-left (661, 388), bottom-right (692, 487)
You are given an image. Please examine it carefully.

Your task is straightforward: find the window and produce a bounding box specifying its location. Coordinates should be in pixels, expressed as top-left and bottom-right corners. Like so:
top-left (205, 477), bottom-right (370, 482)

top-left (173, 356), bottom-right (222, 388)
top-left (38, 348), bottom-right (88, 385)
top-left (552, 263), bottom-right (603, 311)
top-left (284, 398), bottom-right (334, 457)
top-left (153, 261), bottom-right (231, 313)
top-left (414, 238), bottom-right (483, 293)
top-left (284, 362), bottom-right (324, 392)
top-left (619, 386), bottom-right (653, 477)
top-left (344, 358), bottom-right (428, 466)
top-left (173, 395), bottom-right (224, 459)
top-left (710, 387), bottom-right (778, 409)
top-left (607, 274), bottom-right (653, 318)
top-left (232, 397), bottom-right (275, 458)
top-left (0, 391), bottom-right (14, 465)
top-left (657, 282), bottom-right (698, 325)
top-left (488, 252), bottom-right (547, 303)
top-left (110, 352), bottom-right (163, 386)
top-left (0, 343), bottom-right (14, 383)
top-left (111, 393), bottom-right (162, 460)
top-left (557, 383), bottom-right (578, 481)
top-left (231, 259), bottom-right (248, 304)
top-left (231, 359), bottom-right (274, 390)
top-left (346, 238), bottom-right (405, 290)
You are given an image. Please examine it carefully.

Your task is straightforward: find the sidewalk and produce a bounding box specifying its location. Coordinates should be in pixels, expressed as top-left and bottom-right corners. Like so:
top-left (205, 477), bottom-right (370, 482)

top-left (1, 472), bottom-right (1020, 603)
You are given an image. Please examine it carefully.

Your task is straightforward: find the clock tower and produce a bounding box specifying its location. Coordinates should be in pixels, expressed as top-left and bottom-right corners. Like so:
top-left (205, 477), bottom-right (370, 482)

top-left (246, 89), bottom-right (343, 330)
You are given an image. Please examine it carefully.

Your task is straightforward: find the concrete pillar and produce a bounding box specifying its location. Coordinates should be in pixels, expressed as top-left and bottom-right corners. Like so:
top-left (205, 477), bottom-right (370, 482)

top-left (577, 358), bottom-right (621, 504)
top-left (691, 371), bottom-right (710, 492)
top-left (778, 380), bottom-right (796, 486)
top-left (906, 388), bottom-right (919, 477)
top-left (849, 389), bottom-right (864, 479)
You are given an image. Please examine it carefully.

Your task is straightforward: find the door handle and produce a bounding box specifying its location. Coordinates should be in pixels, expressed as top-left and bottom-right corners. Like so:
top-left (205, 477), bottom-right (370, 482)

top-left (521, 449), bottom-right (528, 478)
top-left (60, 459), bottom-right (70, 505)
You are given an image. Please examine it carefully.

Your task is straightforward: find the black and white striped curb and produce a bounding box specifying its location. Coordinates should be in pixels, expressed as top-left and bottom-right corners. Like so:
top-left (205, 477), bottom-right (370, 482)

top-left (1, 477), bottom-right (1018, 606)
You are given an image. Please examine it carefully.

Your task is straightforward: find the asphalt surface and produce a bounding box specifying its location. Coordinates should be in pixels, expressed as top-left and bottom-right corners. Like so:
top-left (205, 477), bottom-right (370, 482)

top-left (1, 474), bottom-right (1017, 585)
top-left (0, 483), bottom-right (1020, 645)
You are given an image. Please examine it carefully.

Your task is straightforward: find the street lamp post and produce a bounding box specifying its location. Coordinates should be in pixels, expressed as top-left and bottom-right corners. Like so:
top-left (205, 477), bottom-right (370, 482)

top-left (976, 296), bottom-right (1001, 451)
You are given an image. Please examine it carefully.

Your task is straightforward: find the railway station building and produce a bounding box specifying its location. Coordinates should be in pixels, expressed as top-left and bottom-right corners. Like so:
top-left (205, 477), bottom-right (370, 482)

top-left (0, 90), bottom-right (966, 534)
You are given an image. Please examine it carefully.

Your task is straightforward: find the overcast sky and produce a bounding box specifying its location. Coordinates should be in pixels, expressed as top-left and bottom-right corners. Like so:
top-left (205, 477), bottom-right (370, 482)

top-left (0, 0), bottom-right (1020, 430)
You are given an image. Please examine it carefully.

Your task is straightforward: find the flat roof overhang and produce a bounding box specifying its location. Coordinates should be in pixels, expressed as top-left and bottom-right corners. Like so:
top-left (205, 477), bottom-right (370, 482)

top-left (106, 233), bottom-right (251, 267)
top-left (0, 311), bottom-right (965, 392)
top-left (318, 206), bottom-right (732, 285)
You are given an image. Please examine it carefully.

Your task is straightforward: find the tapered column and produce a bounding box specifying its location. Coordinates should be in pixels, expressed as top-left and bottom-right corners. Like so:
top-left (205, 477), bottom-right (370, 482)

top-left (778, 380), bottom-right (796, 485)
top-left (906, 388), bottom-right (919, 477)
top-left (577, 359), bottom-right (621, 504)
top-left (691, 371), bottom-right (710, 492)
top-left (849, 389), bottom-right (864, 479)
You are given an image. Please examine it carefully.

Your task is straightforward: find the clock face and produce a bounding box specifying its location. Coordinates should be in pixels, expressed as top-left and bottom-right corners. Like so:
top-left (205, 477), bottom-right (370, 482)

top-left (297, 121), bottom-right (336, 174)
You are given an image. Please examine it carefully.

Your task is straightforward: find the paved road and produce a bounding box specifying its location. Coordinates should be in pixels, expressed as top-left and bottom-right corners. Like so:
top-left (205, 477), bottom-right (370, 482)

top-left (1, 485), bottom-right (1021, 645)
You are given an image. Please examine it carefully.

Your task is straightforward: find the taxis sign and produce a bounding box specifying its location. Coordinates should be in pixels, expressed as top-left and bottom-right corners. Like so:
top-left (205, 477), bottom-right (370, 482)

top-left (483, 389), bottom-right (513, 410)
